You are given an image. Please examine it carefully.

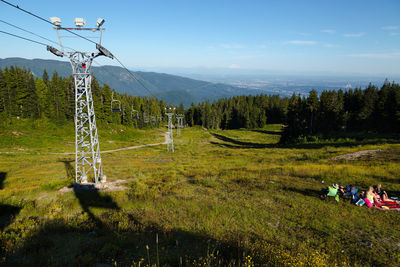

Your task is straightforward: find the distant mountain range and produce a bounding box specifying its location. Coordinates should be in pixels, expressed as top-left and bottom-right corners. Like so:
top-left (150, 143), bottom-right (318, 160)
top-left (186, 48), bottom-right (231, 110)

top-left (0, 57), bottom-right (251, 106)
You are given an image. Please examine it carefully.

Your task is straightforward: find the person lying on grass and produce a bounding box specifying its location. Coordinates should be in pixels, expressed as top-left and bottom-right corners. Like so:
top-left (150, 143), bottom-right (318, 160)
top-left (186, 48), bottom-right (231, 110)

top-left (338, 185), bottom-right (346, 196)
top-left (364, 187), bottom-right (380, 208)
top-left (374, 184), bottom-right (394, 202)
top-left (355, 191), bottom-right (366, 206)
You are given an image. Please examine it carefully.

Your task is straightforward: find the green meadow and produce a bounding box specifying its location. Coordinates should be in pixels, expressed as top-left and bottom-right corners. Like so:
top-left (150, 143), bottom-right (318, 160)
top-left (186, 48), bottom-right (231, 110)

top-left (0, 120), bottom-right (399, 266)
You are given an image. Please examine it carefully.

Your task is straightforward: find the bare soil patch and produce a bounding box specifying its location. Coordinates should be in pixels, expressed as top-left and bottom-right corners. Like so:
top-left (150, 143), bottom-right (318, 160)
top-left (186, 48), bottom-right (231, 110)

top-left (12, 131), bottom-right (24, 136)
top-left (59, 179), bottom-right (134, 193)
top-left (332, 149), bottom-right (384, 160)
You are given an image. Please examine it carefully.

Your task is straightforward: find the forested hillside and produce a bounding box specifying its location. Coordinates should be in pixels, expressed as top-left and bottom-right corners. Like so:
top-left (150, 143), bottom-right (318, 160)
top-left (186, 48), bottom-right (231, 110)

top-left (0, 58), bottom-right (250, 107)
top-left (185, 80), bottom-right (400, 141)
top-left (1, 66), bottom-right (399, 143)
top-left (0, 66), bottom-right (172, 127)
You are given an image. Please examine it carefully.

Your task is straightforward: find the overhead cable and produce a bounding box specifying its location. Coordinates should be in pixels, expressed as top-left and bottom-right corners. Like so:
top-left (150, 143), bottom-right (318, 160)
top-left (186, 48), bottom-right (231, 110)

top-left (0, 29), bottom-right (48, 46)
top-left (0, 19), bottom-right (75, 51)
top-left (0, 0), bottom-right (97, 45)
top-left (0, 0), bottom-right (158, 98)
top-left (93, 59), bottom-right (156, 98)
top-left (114, 57), bottom-right (157, 98)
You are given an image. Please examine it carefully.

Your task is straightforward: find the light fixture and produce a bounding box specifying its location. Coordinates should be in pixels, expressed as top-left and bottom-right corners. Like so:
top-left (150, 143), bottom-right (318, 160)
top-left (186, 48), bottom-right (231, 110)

top-left (74, 18), bottom-right (86, 27)
top-left (97, 18), bottom-right (105, 28)
top-left (50, 17), bottom-right (62, 27)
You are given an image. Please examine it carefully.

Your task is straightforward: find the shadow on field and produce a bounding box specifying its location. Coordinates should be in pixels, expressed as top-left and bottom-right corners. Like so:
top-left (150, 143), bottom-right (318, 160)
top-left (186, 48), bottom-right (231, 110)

top-left (58, 159), bottom-right (75, 179)
top-left (3, 199), bottom-right (245, 266)
top-left (387, 190), bottom-right (400, 198)
top-left (2, 169), bottom-right (246, 265)
top-left (251, 129), bottom-right (282, 135)
top-left (0, 172), bottom-right (22, 231)
top-left (211, 133), bottom-right (276, 149)
top-left (0, 172), bottom-right (6, 189)
top-left (73, 185), bottom-right (120, 228)
top-left (211, 132), bottom-right (400, 150)
top-left (0, 204), bottom-right (21, 231)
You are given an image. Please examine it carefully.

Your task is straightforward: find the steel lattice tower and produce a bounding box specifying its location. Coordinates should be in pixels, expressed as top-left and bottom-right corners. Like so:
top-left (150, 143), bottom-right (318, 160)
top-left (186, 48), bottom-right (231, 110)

top-left (71, 52), bottom-right (104, 183)
top-left (47, 17), bottom-right (112, 184)
top-left (165, 108), bottom-right (175, 152)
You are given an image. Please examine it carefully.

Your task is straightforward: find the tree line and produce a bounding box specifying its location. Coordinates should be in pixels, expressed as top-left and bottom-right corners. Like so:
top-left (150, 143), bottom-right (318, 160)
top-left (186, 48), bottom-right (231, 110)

top-left (0, 66), bottom-right (175, 127)
top-left (281, 81), bottom-right (400, 142)
top-left (185, 80), bottom-right (400, 142)
top-left (1, 66), bottom-right (399, 142)
top-left (184, 94), bottom-right (288, 129)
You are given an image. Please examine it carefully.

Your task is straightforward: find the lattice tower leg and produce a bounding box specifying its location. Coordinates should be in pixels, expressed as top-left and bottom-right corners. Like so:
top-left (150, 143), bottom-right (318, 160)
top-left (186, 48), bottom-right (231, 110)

top-left (71, 52), bottom-right (104, 184)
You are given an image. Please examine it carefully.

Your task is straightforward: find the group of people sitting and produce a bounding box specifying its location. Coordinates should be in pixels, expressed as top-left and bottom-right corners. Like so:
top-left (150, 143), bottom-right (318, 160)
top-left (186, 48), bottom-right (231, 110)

top-left (321, 183), bottom-right (398, 208)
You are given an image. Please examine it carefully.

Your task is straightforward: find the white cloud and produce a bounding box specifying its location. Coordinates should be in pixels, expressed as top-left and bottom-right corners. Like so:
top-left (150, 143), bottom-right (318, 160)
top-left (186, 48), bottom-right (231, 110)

top-left (343, 32), bottom-right (365, 37)
top-left (348, 52), bottom-right (400, 59)
top-left (220, 44), bottom-right (244, 49)
top-left (257, 44), bottom-right (267, 49)
top-left (296, 32), bottom-right (312, 36)
top-left (323, 43), bottom-right (337, 48)
top-left (321, 29), bottom-right (336, 34)
top-left (382, 25), bottom-right (398, 30)
top-left (228, 64), bottom-right (240, 69)
top-left (284, 40), bottom-right (317, 45)
top-left (389, 32), bottom-right (399, 36)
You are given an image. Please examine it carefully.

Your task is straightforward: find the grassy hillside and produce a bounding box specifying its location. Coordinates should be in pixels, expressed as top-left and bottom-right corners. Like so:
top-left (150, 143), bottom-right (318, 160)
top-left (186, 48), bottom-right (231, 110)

top-left (0, 121), bottom-right (399, 266)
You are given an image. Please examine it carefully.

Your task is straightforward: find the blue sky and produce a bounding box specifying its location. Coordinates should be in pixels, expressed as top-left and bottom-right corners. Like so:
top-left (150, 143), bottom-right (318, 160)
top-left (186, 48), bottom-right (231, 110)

top-left (0, 0), bottom-right (399, 76)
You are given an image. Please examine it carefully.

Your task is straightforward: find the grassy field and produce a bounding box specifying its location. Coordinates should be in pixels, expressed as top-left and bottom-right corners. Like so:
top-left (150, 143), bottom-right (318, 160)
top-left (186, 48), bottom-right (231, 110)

top-left (0, 120), bottom-right (399, 266)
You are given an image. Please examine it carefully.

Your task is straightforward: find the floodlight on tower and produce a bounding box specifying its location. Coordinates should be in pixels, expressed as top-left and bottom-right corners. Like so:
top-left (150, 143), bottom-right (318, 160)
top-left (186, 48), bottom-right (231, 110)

top-left (50, 17), bottom-right (62, 27)
top-left (74, 18), bottom-right (86, 27)
top-left (97, 18), bottom-right (105, 28)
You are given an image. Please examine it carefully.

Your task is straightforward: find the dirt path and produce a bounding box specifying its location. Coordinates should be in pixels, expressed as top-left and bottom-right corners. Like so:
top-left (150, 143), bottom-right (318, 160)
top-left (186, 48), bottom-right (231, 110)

top-left (0, 132), bottom-right (169, 155)
top-left (332, 149), bottom-right (383, 160)
top-left (102, 132), bottom-right (168, 154)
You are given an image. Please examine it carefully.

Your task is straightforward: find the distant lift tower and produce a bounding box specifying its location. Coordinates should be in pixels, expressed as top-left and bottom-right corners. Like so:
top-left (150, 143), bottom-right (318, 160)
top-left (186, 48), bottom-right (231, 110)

top-left (165, 107), bottom-right (175, 152)
top-left (47, 17), bottom-right (113, 184)
top-left (176, 114), bottom-right (184, 137)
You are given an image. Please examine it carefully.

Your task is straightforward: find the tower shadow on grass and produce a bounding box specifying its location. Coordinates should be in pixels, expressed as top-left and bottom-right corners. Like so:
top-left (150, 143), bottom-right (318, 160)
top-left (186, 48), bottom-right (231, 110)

top-left (0, 172), bottom-right (7, 189)
top-left (5, 213), bottom-right (246, 266)
top-left (4, 183), bottom-right (246, 267)
top-left (58, 159), bottom-right (75, 180)
top-left (58, 158), bottom-right (121, 227)
top-left (0, 172), bottom-right (21, 231)
top-left (0, 204), bottom-right (21, 231)
top-left (73, 185), bottom-right (120, 228)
